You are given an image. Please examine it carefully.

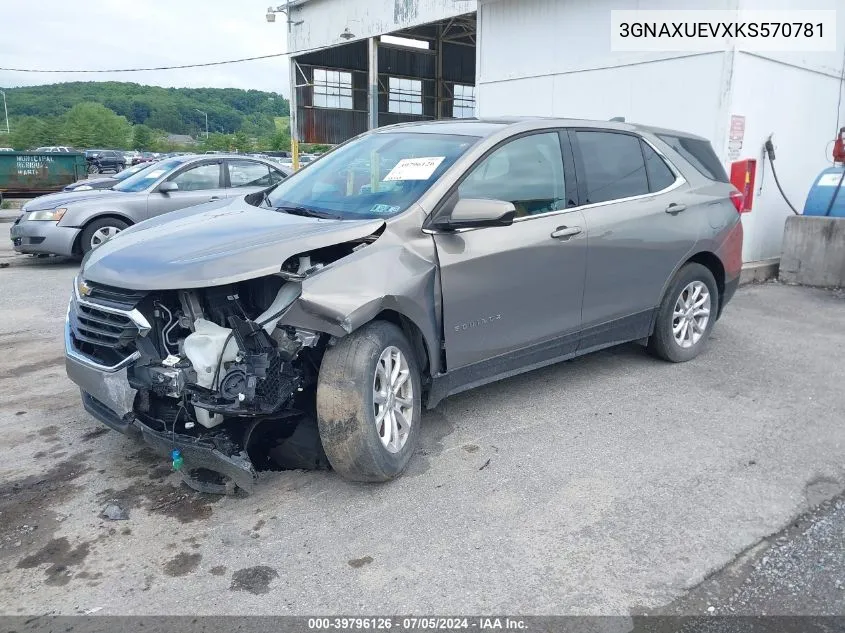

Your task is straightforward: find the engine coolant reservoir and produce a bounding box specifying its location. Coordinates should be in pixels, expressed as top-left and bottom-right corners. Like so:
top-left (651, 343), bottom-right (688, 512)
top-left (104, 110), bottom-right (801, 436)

top-left (183, 318), bottom-right (240, 428)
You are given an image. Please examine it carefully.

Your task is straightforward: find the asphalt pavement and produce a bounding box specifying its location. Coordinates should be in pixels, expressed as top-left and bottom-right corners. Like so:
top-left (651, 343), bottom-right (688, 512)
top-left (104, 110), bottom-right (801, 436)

top-left (0, 237), bottom-right (844, 616)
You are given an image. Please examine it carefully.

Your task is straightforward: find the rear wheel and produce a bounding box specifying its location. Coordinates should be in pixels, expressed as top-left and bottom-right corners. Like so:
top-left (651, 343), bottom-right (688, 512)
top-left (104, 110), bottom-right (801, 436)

top-left (648, 263), bottom-right (719, 362)
top-left (80, 217), bottom-right (129, 254)
top-left (316, 321), bottom-right (422, 482)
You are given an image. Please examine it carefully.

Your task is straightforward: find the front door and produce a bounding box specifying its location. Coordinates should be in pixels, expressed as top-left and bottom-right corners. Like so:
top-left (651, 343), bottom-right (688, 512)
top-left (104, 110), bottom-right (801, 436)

top-left (433, 131), bottom-right (587, 371)
top-left (146, 160), bottom-right (226, 220)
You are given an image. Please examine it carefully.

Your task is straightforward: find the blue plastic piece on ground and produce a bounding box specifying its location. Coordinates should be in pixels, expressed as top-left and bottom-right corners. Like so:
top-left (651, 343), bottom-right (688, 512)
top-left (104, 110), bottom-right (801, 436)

top-left (803, 166), bottom-right (845, 217)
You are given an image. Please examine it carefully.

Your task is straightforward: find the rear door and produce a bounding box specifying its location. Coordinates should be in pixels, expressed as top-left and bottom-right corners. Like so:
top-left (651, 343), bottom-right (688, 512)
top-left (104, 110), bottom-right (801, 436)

top-left (224, 159), bottom-right (281, 198)
top-left (570, 129), bottom-right (704, 351)
top-left (434, 130), bottom-right (587, 371)
top-left (145, 159), bottom-right (226, 220)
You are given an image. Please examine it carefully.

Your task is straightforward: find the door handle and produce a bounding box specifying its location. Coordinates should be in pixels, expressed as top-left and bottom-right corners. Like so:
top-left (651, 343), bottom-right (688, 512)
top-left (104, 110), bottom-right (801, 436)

top-left (550, 226), bottom-right (582, 239)
top-left (665, 203), bottom-right (687, 214)
top-left (210, 196), bottom-right (221, 200)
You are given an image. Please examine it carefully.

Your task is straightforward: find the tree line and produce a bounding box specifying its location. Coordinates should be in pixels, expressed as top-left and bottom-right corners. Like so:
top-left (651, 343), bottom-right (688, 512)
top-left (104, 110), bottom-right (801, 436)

top-left (0, 81), bottom-right (293, 153)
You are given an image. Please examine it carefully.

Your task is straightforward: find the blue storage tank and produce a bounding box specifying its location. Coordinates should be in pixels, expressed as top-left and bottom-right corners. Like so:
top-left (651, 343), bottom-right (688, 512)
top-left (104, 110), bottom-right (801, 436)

top-left (803, 165), bottom-right (845, 217)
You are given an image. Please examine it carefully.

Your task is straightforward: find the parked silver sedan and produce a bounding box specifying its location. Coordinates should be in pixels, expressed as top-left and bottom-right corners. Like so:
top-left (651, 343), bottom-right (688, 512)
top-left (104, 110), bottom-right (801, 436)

top-left (10, 154), bottom-right (291, 257)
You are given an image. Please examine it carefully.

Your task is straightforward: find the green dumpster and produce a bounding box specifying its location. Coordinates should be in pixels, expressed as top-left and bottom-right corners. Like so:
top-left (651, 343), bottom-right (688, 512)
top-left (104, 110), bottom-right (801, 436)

top-left (0, 152), bottom-right (88, 198)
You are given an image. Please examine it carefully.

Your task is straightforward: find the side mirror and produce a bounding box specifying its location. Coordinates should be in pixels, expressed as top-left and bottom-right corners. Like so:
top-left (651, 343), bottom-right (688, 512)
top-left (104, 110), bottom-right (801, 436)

top-left (158, 181), bottom-right (178, 194)
top-left (439, 198), bottom-right (516, 230)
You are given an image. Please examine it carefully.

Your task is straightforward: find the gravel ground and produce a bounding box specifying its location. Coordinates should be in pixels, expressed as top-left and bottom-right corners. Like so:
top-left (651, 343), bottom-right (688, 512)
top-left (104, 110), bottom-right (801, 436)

top-left (0, 235), bottom-right (844, 616)
top-left (654, 493), bottom-right (845, 615)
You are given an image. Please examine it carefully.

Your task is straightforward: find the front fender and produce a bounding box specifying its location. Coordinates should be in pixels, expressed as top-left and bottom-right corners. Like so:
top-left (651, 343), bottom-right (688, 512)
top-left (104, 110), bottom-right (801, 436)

top-left (279, 221), bottom-right (442, 375)
top-left (59, 200), bottom-right (138, 229)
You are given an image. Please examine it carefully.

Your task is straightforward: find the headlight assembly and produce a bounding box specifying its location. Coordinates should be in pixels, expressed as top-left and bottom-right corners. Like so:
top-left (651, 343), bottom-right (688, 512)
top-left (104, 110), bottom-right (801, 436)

top-left (27, 208), bottom-right (67, 221)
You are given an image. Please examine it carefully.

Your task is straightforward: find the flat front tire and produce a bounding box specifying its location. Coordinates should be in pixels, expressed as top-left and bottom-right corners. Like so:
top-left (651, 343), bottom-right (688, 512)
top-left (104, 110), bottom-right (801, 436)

top-left (648, 263), bottom-right (719, 363)
top-left (316, 321), bottom-right (422, 482)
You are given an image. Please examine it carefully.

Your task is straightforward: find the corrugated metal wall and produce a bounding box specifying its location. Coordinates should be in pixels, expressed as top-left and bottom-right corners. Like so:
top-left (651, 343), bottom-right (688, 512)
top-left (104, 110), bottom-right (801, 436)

top-left (294, 15), bottom-right (476, 143)
top-left (288, 0), bottom-right (477, 53)
top-left (296, 41), bottom-right (369, 144)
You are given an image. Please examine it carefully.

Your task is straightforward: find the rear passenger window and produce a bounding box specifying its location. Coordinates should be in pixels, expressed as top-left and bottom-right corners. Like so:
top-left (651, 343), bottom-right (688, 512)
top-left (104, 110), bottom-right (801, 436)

top-left (642, 142), bottom-right (676, 192)
top-left (229, 161), bottom-right (272, 188)
top-left (575, 131), bottom-right (648, 204)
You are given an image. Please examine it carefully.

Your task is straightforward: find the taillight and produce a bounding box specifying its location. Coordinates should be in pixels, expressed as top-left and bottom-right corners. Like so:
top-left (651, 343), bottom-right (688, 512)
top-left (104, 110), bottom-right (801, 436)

top-left (730, 189), bottom-right (744, 213)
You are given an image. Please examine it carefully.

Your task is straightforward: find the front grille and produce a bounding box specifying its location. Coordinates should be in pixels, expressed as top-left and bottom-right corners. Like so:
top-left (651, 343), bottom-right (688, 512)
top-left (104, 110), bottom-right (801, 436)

top-left (83, 281), bottom-right (148, 310)
top-left (74, 303), bottom-right (138, 349)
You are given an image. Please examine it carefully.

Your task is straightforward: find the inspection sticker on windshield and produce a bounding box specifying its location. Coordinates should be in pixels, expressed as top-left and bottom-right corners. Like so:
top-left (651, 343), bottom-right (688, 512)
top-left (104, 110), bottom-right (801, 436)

top-left (146, 170), bottom-right (166, 178)
top-left (369, 204), bottom-right (401, 215)
top-left (383, 157), bottom-right (445, 181)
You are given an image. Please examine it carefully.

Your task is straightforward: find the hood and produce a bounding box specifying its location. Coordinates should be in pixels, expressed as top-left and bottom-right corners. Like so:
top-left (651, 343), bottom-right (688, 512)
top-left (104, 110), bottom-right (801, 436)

top-left (82, 197), bottom-right (386, 290)
top-left (65, 178), bottom-right (116, 191)
top-left (23, 188), bottom-right (125, 212)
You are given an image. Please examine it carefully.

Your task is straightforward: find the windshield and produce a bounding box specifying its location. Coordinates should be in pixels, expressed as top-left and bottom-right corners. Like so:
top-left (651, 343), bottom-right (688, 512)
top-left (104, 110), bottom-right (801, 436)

top-left (113, 163), bottom-right (150, 181)
top-left (265, 132), bottom-right (478, 219)
top-left (113, 157), bottom-right (182, 192)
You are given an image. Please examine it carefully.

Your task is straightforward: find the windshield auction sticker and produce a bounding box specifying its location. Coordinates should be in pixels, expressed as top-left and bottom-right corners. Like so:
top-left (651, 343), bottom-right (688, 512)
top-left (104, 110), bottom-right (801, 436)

top-left (383, 157), bottom-right (445, 181)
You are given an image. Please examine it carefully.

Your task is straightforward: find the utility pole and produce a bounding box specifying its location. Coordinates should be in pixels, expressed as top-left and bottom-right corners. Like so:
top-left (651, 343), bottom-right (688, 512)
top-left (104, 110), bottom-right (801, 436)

top-left (0, 90), bottom-right (9, 136)
top-left (266, 1), bottom-right (304, 170)
top-left (194, 109), bottom-right (209, 139)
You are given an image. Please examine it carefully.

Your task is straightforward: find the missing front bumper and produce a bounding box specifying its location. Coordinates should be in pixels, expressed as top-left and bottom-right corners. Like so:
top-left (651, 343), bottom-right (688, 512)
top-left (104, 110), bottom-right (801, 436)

top-left (79, 390), bottom-right (258, 494)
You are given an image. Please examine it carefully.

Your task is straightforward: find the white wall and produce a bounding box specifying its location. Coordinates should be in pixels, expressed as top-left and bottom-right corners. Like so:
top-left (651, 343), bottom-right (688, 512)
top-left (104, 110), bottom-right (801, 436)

top-left (728, 0), bottom-right (845, 261)
top-left (288, 0), bottom-right (477, 54)
top-left (478, 53), bottom-right (727, 140)
top-left (477, 0), bottom-right (734, 141)
top-left (729, 52), bottom-right (845, 261)
top-left (477, 0), bottom-right (845, 262)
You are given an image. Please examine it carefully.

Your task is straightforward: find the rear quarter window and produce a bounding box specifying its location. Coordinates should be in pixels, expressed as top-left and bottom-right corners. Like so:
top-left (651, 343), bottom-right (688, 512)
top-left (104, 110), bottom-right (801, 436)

top-left (642, 141), bottom-right (676, 192)
top-left (656, 134), bottom-right (728, 182)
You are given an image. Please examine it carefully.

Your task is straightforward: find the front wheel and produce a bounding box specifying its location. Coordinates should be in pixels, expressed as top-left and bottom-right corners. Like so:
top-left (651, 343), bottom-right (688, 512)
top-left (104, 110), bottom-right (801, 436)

top-left (79, 217), bottom-right (129, 254)
top-left (648, 263), bottom-right (719, 363)
top-left (316, 321), bottom-right (422, 482)
top-left (87, 164), bottom-right (100, 174)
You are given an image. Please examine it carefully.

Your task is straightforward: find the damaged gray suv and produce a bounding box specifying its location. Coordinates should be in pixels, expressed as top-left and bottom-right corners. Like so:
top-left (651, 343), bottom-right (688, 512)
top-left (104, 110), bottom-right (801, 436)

top-left (65, 118), bottom-right (743, 493)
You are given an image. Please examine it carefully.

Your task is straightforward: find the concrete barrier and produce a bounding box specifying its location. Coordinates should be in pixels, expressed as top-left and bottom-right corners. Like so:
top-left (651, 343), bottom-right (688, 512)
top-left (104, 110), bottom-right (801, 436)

top-left (779, 216), bottom-right (845, 288)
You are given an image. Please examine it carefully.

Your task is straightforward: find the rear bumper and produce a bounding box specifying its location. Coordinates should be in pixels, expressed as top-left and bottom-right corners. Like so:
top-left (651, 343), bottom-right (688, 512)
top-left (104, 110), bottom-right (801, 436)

top-left (10, 218), bottom-right (80, 256)
top-left (721, 275), bottom-right (739, 315)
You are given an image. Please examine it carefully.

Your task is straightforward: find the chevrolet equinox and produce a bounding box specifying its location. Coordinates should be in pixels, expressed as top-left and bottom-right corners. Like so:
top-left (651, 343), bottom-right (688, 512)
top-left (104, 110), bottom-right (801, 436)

top-left (64, 118), bottom-right (743, 493)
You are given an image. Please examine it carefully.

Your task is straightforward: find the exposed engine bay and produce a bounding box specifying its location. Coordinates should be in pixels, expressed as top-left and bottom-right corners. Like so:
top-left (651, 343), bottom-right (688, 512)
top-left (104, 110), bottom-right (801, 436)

top-left (68, 238), bottom-right (379, 494)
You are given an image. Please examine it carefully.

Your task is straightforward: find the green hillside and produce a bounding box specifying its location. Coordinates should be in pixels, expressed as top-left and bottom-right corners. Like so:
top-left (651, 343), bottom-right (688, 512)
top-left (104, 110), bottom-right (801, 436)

top-left (0, 81), bottom-right (292, 152)
top-left (2, 82), bottom-right (289, 137)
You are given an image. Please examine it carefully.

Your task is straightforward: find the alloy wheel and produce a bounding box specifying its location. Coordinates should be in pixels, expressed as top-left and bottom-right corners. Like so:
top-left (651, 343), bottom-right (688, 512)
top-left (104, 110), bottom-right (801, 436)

top-left (372, 346), bottom-right (414, 453)
top-left (672, 281), bottom-right (711, 348)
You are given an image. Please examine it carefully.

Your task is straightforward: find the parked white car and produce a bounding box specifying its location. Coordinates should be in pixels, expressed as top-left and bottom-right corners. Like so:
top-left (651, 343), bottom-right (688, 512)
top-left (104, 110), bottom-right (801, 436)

top-left (33, 146), bottom-right (75, 153)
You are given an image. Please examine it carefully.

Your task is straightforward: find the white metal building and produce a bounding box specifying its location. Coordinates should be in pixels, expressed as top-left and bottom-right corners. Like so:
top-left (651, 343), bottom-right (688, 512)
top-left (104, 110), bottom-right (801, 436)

top-left (285, 0), bottom-right (845, 263)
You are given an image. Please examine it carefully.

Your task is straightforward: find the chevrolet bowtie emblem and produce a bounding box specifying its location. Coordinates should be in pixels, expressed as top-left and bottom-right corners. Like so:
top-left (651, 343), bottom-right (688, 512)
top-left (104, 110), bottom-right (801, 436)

top-left (77, 279), bottom-right (93, 297)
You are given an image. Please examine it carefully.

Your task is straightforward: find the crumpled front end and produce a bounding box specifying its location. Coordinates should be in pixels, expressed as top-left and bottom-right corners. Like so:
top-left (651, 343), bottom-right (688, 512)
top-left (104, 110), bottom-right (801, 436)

top-left (64, 266), bottom-right (332, 494)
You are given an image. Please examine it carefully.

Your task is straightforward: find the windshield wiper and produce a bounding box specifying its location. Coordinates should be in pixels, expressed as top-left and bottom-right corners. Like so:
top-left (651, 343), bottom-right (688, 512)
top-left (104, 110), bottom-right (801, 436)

top-left (275, 205), bottom-right (343, 220)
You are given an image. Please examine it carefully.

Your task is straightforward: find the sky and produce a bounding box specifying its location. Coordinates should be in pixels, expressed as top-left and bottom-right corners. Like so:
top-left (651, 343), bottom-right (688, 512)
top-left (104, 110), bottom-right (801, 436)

top-left (0, 1), bottom-right (291, 95)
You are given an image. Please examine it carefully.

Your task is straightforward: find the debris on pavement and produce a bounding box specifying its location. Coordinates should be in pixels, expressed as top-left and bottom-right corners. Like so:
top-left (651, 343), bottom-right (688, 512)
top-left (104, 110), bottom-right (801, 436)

top-left (99, 503), bottom-right (129, 521)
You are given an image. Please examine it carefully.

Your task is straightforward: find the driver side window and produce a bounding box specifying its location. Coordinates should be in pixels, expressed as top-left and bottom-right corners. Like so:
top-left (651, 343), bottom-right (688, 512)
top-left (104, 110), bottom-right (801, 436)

top-left (458, 132), bottom-right (566, 217)
top-left (171, 163), bottom-right (221, 192)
